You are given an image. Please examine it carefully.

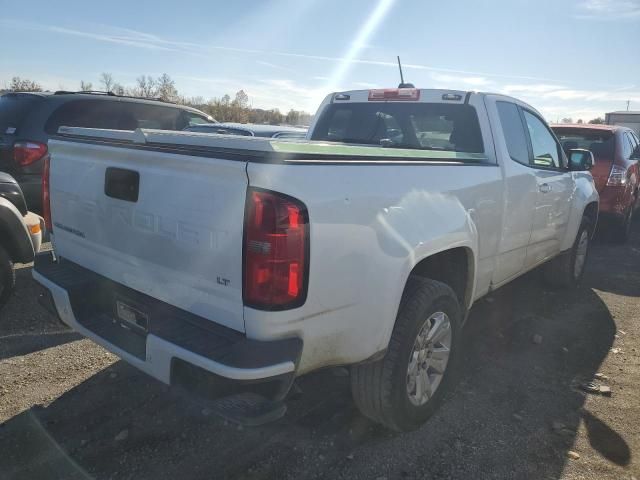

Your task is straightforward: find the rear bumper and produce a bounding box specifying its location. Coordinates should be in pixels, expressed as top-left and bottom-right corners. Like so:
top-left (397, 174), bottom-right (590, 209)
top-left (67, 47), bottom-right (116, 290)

top-left (598, 185), bottom-right (635, 220)
top-left (32, 254), bottom-right (302, 400)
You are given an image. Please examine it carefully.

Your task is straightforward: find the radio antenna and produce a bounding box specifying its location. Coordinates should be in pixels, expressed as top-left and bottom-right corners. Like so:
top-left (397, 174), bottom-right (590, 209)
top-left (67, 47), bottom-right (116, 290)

top-left (397, 56), bottom-right (415, 88)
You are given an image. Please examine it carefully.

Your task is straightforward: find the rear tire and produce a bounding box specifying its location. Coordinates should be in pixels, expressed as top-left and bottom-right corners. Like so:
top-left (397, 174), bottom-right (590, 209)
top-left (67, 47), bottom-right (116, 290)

top-left (611, 207), bottom-right (633, 244)
top-left (350, 277), bottom-right (461, 431)
top-left (0, 245), bottom-right (16, 311)
top-left (544, 217), bottom-right (591, 288)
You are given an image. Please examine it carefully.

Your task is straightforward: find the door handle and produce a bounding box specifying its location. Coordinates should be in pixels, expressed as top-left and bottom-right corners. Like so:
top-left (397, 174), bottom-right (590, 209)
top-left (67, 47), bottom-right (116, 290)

top-left (539, 183), bottom-right (552, 194)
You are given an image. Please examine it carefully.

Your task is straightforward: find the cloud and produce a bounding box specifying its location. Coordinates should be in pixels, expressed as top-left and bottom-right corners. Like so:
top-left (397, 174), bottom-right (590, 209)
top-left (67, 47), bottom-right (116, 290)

top-left (429, 73), bottom-right (492, 87)
top-left (0, 18), bottom-right (571, 85)
top-left (256, 61), bottom-right (297, 74)
top-left (2, 17), bottom-right (637, 119)
top-left (501, 84), bottom-right (640, 103)
top-left (575, 0), bottom-right (640, 19)
top-left (242, 78), bottom-right (325, 112)
top-left (0, 20), bottom-right (180, 52)
top-left (322, 0), bottom-right (396, 91)
top-left (496, 83), bottom-right (640, 122)
top-left (501, 84), bottom-right (568, 94)
top-left (354, 81), bottom-right (380, 88)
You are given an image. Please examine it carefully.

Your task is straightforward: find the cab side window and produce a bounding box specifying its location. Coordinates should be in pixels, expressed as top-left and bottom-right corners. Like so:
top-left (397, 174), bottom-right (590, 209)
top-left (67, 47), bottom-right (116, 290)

top-left (522, 110), bottom-right (562, 169)
top-left (45, 100), bottom-right (120, 134)
top-left (121, 103), bottom-right (182, 130)
top-left (496, 101), bottom-right (529, 165)
top-left (183, 112), bottom-right (213, 127)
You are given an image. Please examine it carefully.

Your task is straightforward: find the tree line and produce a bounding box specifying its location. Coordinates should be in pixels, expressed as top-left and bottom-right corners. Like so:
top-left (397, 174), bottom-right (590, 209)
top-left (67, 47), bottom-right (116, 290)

top-left (3, 74), bottom-right (313, 126)
top-left (560, 117), bottom-right (605, 125)
top-left (3, 75), bottom-right (612, 126)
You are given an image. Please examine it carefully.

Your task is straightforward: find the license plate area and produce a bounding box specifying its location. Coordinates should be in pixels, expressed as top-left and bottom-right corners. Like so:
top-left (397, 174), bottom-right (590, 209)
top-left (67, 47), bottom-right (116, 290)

top-left (114, 295), bottom-right (149, 334)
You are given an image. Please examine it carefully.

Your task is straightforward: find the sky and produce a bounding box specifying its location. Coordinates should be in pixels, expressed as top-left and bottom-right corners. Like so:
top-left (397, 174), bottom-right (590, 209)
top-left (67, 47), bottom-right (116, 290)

top-left (1, 0), bottom-right (639, 121)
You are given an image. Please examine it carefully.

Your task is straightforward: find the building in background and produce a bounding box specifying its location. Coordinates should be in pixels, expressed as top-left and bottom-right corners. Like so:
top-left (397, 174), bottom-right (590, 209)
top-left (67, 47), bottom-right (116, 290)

top-left (606, 111), bottom-right (640, 136)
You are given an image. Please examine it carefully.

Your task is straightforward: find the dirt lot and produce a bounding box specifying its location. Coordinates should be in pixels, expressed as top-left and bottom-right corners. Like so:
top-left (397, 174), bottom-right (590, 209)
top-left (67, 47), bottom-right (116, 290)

top-left (1, 224), bottom-right (639, 480)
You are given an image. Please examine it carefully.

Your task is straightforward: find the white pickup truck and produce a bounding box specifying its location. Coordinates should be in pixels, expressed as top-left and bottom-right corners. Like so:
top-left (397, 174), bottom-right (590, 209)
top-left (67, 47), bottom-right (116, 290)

top-left (34, 88), bottom-right (598, 431)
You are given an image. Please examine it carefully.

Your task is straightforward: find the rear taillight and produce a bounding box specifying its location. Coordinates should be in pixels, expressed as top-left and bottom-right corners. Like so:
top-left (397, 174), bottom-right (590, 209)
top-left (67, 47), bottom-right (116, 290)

top-left (42, 155), bottom-right (51, 231)
top-left (607, 165), bottom-right (628, 186)
top-left (13, 141), bottom-right (47, 167)
top-left (243, 188), bottom-right (309, 310)
top-left (368, 88), bottom-right (420, 101)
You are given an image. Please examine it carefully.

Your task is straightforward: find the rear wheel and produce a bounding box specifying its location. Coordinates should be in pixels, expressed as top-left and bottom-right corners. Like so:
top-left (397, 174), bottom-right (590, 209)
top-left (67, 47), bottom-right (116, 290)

top-left (544, 218), bottom-right (591, 288)
top-left (0, 245), bottom-right (16, 311)
top-left (611, 207), bottom-right (633, 244)
top-left (350, 277), bottom-right (461, 431)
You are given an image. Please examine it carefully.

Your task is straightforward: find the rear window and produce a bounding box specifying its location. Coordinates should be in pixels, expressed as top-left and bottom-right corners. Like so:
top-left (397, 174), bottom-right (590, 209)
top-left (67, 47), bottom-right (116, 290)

top-left (0, 94), bottom-right (44, 132)
top-left (311, 102), bottom-right (484, 153)
top-left (45, 99), bottom-right (212, 134)
top-left (552, 128), bottom-right (615, 158)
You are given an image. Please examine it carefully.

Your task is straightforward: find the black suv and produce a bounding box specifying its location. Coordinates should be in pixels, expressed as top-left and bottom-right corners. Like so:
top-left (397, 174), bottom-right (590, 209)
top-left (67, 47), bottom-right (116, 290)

top-left (0, 91), bottom-right (215, 211)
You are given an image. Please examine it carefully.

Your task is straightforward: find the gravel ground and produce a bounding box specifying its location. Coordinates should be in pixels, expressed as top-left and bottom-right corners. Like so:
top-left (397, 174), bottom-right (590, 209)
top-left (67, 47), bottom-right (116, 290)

top-left (1, 223), bottom-right (639, 480)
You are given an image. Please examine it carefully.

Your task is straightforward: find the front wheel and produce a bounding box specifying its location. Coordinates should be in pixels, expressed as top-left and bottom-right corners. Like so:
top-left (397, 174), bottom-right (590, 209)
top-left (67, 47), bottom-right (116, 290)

top-left (543, 218), bottom-right (591, 288)
top-left (350, 277), bottom-right (461, 431)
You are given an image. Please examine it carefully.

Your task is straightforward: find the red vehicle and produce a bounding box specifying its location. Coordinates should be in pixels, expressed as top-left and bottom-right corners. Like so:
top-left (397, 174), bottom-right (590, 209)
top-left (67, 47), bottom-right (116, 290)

top-left (552, 124), bottom-right (640, 242)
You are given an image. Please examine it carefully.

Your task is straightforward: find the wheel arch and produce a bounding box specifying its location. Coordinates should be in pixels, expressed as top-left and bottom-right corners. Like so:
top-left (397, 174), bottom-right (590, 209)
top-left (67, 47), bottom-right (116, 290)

top-left (408, 246), bottom-right (475, 314)
top-left (582, 201), bottom-right (599, 237)
top-left (0, 198), bottom-right (34, 263)
top-left (560, 176), bottom-right (599, 251)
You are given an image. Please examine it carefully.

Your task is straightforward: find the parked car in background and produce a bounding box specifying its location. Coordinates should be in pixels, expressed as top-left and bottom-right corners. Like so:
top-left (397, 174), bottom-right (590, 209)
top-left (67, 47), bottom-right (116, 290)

top-left (184, 122), bottom-right (307, 139)
top-left (0, 172), bottom-right (42, 310)
top-left (0, 91), bottom-right (215, 212)
top-left (35, 88), bottom-right (598, 431)
top-left (552, 124), bottom-right (640, 242)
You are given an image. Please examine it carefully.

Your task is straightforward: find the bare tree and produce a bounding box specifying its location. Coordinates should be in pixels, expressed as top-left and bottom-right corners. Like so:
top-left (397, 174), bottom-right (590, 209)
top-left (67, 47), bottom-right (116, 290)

top-left (8, 77), bottom-right (42, 92)
top-left (80, 80), bottom-right (93, 92)
top-left (100, 73), bottom-right (114, 92)
top-left (561, 117), bottom-right (573, 124)
top-left (266, 108), bottom-right (283, 125)
top-left (156, 73), bottom-right (178, 102)
top-left (234, 90), bottom-right (249, 109)
top-left (285, 109), bottom-right (301, 125)
top-left (135, 75), bottom-right (157, 98)
top-left (112, 83), bottom-right (126, 96)
top-left (231, 90), bottom-right (250, 122)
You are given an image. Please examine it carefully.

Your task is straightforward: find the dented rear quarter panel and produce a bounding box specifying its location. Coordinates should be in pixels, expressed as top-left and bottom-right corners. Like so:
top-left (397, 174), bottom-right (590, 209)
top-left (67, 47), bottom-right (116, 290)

top-left (245, 162), bottom-right (502, 374)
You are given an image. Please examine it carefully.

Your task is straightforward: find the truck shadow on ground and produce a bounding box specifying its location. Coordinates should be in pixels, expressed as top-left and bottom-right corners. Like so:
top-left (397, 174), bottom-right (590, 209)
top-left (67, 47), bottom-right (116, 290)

top-left (0, 266), bottom-right (82, 360)
top-left (2, 225), bottom-right (636, 479)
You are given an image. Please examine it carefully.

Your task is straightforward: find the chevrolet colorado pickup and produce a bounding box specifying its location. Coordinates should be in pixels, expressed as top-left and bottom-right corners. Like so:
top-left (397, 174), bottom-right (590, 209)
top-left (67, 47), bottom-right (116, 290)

top-left (33, 88), bottom-right (598, 431)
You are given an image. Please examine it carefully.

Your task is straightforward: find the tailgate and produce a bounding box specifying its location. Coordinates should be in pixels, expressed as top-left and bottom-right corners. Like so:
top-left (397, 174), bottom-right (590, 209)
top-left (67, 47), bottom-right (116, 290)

top-left (48, 134), bottom-right (248, 333)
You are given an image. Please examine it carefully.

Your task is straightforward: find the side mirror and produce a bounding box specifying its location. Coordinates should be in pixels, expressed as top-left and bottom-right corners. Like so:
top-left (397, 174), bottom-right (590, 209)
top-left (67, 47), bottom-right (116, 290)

top-left (569, 148), bottom-right (594, 171)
